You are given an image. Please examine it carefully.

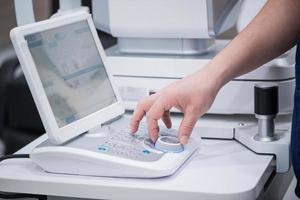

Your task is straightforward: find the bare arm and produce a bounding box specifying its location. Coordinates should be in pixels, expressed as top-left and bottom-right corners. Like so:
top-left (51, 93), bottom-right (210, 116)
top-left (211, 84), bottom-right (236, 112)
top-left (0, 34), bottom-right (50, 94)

top-left (210, 0), bottom-right (300, 88)
top-left (131, 0), bottom-right (300, 144)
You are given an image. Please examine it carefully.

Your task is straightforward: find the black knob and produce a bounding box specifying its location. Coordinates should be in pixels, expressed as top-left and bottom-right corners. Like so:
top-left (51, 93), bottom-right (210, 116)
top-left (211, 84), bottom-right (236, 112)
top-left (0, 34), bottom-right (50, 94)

top-left (254, 83), bottom-right (279, 116)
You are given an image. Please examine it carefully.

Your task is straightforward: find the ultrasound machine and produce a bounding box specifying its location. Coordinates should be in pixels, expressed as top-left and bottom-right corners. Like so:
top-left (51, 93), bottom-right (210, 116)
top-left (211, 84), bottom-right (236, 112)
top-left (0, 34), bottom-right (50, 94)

top-left (0, 0), bottom-right (296, 199)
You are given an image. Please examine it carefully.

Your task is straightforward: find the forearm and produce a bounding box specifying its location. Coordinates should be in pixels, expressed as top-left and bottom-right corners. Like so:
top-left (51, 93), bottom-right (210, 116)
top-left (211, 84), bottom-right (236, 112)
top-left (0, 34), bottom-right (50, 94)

top-left (204, 0), bottom-right (300, 90)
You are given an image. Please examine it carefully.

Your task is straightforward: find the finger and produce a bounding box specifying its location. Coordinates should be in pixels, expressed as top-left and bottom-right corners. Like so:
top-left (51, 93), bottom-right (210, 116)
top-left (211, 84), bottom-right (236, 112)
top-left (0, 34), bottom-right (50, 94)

top-left (146, 115), bottom-right (160, 142)
top-left (179, 108), bottom-right (198, 144)
top-left (146, 97), bottom-right (173, 142)
top-left (180, 135), bottom-right (190, 146)
top-left (162, 111), bottom-right (172, 129)
top-left (130, 95), bottom-right (157, 134)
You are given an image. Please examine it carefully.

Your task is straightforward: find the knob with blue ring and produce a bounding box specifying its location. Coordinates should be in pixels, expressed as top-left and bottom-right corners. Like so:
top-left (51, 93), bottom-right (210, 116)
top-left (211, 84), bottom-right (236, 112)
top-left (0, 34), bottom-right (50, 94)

top-left (154, 136), bottom-right (184, 153)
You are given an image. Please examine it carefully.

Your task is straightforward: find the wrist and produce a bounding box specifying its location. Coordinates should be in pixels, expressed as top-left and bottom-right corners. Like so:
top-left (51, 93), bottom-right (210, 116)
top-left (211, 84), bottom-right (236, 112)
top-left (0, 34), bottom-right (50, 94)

top-left (196, 65), bottom-right (226, 93)
top-left (203, 57), bottom-right (235, 90)
top-left (190, 67), bottom-right (222, 98)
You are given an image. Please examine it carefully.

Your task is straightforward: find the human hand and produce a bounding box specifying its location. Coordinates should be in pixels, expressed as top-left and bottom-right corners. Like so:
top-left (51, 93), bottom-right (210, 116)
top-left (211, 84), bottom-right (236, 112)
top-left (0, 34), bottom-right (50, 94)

top-left (130, 69), bottom-right (221, 144)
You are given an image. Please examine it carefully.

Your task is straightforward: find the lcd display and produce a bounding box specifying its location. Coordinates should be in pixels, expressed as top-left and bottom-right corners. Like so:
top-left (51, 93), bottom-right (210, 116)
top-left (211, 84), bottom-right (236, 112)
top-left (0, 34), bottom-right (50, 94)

top-left (25, 21), bottom-right (117, 127)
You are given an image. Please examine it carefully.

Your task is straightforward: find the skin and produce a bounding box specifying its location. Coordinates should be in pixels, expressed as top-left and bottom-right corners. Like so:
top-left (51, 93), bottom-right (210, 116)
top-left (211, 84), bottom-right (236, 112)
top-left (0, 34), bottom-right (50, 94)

top-left (130, 0), bottom-right (300, 144)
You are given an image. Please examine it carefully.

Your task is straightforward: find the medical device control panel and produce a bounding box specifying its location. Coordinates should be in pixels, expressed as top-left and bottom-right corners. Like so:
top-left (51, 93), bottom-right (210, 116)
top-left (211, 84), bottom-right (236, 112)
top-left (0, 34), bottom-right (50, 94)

top-left (32, 116), bottom-right (198, 178)
top-left (82, 123), bottom-right (165, 162)
top-left (37, 118), bottom-right (182, 162)
top-left (102, 116), bottom-right (185, 154)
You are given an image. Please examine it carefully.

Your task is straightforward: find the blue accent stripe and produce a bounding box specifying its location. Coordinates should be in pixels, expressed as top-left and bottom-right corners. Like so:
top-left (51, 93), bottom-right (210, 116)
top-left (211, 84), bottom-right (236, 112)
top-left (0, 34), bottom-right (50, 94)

top-left (154, 146), bottom-right (184, 153)
top-left (75, 27), bottom-right (89, 34)
top-left (27, 40), bottom-right (43, 48)
top-left (63, 64), bottom-right (102, 81)
top-left (65, 115), bottom-right (76, 124)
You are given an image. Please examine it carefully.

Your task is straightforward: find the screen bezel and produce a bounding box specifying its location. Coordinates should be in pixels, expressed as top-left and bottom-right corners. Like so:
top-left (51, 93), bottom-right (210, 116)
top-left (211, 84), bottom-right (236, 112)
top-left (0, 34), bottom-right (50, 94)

top-left (10, 12), bottom-right (124, 144)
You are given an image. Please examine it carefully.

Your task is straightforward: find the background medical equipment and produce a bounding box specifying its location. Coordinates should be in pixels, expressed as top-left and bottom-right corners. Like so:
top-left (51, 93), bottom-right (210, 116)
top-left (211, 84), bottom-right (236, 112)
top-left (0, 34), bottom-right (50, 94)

top-left (10, 12), bottom-right (198, 178)
top-left (92, 0), bottom-right (295, 115)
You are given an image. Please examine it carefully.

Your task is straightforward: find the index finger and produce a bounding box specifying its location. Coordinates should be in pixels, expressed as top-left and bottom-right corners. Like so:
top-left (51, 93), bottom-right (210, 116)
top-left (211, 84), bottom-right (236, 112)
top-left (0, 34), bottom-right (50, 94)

top-left (146, 96), bottom-right (173, 141)
top-left (130, 95), bottom-right (157, 133)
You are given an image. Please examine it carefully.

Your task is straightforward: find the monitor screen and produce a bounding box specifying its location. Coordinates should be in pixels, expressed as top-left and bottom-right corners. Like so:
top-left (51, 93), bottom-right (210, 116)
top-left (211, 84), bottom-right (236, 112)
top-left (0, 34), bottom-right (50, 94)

top-left (25, 21), bottom-right (117, 128)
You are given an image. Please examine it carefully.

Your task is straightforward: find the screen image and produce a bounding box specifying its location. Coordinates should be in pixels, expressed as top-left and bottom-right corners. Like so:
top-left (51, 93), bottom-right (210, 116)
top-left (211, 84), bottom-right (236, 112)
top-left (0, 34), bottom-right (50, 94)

top-left (25, 21), bottom-right (117, 127)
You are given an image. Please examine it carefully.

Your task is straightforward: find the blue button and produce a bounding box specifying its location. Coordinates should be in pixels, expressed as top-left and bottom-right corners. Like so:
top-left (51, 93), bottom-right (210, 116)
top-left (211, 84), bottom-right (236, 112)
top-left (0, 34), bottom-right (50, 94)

top-left (98, 146), bottom-right (108, 152)
top-left (142, 150), bottom-right (151, 155)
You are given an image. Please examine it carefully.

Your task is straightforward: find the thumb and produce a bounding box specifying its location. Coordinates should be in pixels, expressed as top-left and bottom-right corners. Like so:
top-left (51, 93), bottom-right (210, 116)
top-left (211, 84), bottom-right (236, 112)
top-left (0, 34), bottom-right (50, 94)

top-left (179, 109), bottom-right (198, 144)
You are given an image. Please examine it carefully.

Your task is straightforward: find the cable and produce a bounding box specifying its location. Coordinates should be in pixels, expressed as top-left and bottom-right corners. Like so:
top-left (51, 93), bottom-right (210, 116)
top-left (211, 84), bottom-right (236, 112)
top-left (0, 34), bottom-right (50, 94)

top-left (0, 154), bottom-right (47, 200)
top-left (0, 154), bottom-right (29, 162)
top-left (0, 192), bottom-right (47, 200)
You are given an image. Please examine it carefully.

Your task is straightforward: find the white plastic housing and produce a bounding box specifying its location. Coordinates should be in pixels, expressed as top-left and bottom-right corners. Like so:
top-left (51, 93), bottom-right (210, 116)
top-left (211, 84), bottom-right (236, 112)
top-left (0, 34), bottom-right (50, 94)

top-left (92, 0), bottom-right (240, 38)
top-left (106, 40), bottom-right (295, 115)
top-left (30, 136), bottom-right (198, 178)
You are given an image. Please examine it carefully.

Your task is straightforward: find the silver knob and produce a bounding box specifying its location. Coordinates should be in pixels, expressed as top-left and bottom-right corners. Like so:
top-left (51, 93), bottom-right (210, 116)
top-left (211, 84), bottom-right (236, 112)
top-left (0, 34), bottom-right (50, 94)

top-left (154, 136), bottom-right (184, 153)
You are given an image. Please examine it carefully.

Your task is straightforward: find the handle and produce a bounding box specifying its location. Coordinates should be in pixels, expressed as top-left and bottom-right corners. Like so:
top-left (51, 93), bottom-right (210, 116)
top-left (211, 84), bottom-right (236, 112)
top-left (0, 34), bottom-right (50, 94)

top-left (254, 83), bottom-right (279, 142)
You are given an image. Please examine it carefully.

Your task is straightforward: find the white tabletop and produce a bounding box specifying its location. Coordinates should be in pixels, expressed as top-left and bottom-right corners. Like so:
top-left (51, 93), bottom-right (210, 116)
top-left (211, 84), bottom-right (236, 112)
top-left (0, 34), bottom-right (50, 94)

top-left (0, 133), bottom-right (273, 200)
